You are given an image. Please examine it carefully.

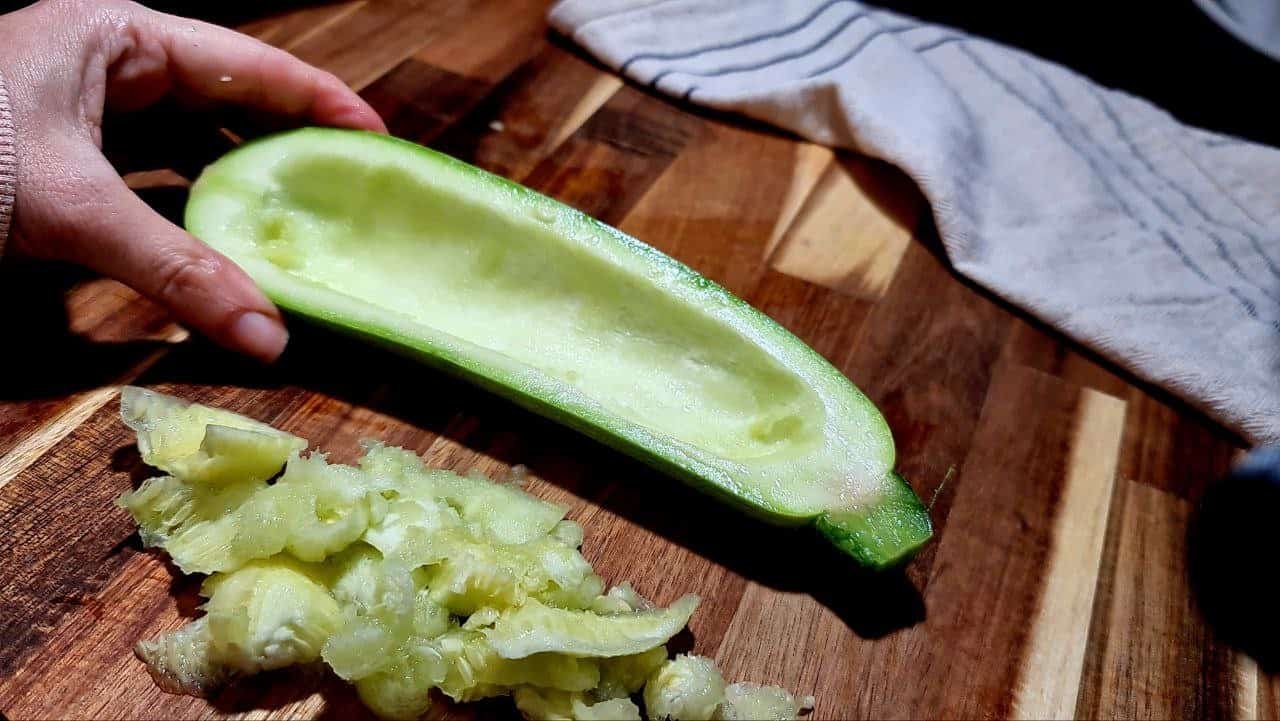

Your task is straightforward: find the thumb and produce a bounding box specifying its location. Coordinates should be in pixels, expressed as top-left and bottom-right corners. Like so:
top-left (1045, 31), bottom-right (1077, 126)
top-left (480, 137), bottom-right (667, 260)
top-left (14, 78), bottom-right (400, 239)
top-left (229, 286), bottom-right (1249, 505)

top-left (54, 165), bottom-right (289, 362)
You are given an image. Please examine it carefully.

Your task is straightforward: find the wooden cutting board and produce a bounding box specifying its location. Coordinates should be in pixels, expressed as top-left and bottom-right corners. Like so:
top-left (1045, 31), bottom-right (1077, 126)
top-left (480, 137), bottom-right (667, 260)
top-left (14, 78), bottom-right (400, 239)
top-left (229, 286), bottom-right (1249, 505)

top-left (0, 1), bottom-right (1264, 719)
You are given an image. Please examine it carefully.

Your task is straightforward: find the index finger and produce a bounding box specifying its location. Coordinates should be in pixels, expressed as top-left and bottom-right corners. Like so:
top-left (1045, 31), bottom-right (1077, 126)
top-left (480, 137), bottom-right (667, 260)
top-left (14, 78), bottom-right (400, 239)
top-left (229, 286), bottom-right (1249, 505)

top-left (145, 11), bottom-right (387, 133)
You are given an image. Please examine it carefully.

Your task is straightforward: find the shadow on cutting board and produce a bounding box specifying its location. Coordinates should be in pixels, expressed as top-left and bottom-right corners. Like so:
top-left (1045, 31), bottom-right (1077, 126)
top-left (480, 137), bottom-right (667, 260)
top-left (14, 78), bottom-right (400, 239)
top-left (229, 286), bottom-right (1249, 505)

top-left (0, 262), bottom-right (171, 400)
top-left (1188, 456), bottom-right (1280, 672)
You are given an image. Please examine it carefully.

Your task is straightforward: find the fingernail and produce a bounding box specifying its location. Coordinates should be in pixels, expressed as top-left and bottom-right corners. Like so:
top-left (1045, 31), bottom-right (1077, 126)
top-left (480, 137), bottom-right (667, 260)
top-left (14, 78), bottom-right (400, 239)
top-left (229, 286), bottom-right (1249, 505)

top-left (231, 312), bottom-right (289, 362)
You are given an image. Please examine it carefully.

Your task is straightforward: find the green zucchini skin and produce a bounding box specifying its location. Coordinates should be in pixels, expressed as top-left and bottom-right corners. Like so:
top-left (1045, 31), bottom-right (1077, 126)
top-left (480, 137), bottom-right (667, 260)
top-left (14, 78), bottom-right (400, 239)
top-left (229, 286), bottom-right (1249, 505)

top-left (815, 474), bottom-right (933, 570)
top-left (185, 128), bottom-right (932, 569)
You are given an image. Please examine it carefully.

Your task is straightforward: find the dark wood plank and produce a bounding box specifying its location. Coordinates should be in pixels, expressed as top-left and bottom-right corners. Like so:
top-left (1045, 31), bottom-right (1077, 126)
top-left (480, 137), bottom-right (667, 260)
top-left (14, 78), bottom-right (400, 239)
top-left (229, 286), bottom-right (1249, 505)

top-left (240, 1), bottom-right (366, 51)
top-left (521, 85), bottom-right (705, 227)
top-left (858, 365), bottom-right (1118, 718)
top-left (0, 550), bottom-right (211, 720)
top-left (1074, 480), bottom-right (1238, 720)
top-left (1000, 318), bottom-right (1130, 400)
top-left (1260, 670), bottom-right (1280, 721)
top-left (842, 238), bottom-right (1015, 588)
top-left (286, 0), bottom-right (483, 91)
top-left (413, 0), bottom-right (552, 84)
top-left (0, 383), bottom-right (311, 691)
top-left (0, 399), bottom-right (141, 681)
top-left (433, 45), bottom-right (622, 182)
top-left (360, 59), bottom-right (496, 145)
top-left (1118, 388), bottom-right (1242, 499)
top-left (749, 271), bottom-right (872, 371)
top-left (0, 272), bottom-right (177, 462)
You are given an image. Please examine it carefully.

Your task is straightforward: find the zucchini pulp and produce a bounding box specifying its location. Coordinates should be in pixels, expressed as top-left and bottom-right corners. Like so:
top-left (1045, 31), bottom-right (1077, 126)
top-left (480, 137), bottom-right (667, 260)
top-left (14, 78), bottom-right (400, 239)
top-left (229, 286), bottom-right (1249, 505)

top-left (185, 128), bottom-right (931, 568)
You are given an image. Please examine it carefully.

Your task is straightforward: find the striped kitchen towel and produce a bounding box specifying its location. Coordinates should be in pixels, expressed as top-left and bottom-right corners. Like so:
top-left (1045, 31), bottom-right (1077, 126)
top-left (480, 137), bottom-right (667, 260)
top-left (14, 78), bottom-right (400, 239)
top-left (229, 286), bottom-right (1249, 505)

top-left (550, 0), bottom-right (1280, 445)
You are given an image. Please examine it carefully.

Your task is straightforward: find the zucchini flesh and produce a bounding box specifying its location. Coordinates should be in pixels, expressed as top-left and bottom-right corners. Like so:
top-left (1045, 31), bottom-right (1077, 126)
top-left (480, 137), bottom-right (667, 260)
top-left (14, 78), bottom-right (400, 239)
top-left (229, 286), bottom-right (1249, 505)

top-left (120, 389), bottom-right (815, 719)
top-left (185, 128), bottom-right (931, 568)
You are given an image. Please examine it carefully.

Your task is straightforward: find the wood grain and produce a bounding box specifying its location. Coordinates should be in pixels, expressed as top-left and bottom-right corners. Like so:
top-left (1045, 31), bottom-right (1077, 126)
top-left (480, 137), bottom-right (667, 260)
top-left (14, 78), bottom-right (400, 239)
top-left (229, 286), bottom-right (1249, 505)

top-left (1074, 385), bottom-right (1245, 720)
top-left (0, 2), bottom-right (1256, 720)
top-left (1260, 668), bottom-right (1280, 721)
top-left (842, 239), bottom-right (1014, 589)
top-left (770, 154), bottom-right (923, 300)
top-left (522, 83), bottom-right (705, 227)
top-left (361, 59), bottom-right (495, 145)
top-left (241, 1), bottom-right (366, 51)
top-left (412, 0), bottom-right (550, 83)
top-left (1074, 482), bottom-right (1235, 720)
top-left (864, 365), bottom-right (1107, 719)
top-left (286, 0), bottom-right (481, 91)
top-left (999, 317), bottom-right (1130, 400)
top-left (1014, 389), bottom-right (1124, 720)
top-left (433, 45), bottom-right (623, 182)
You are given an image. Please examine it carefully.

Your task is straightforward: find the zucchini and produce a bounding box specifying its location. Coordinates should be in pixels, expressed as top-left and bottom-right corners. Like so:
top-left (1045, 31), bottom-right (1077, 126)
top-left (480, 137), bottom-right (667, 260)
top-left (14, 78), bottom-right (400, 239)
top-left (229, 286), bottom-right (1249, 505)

top-left (643, 654), bottom-right (725, 721)
top-left (185, 128), bottom-right (931, 568)
top-left (484, 595), bottom-right (700, 659)
top-left (120, 389), bottom-right (816, 719)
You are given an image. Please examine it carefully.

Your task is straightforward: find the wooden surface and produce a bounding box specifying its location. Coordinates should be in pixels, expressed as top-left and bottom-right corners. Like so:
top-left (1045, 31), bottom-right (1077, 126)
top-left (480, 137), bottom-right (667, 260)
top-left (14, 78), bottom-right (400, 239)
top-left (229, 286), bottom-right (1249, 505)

top-left (0, 2), bottom-right (1262, 719)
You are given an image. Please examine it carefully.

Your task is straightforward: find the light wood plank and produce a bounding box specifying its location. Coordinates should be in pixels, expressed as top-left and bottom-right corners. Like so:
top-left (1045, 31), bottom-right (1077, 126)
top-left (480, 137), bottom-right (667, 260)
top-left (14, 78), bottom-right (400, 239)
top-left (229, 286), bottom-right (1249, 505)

top-left (763, 142), bottom-right (833, 260)
top-left (544, 74), bottom-right (624, 157)
top-left (1013, 389), bottom-right (1125, 719)
top-left (1237, 652), bottom-right (1258, 721)
top-left (770, 154), bottom-right (922, 300)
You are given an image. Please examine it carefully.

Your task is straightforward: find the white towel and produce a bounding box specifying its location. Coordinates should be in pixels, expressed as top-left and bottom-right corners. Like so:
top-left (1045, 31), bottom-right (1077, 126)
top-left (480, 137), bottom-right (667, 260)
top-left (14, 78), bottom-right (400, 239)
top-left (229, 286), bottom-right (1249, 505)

top-left (550, 0), bottom-right (1280, 446)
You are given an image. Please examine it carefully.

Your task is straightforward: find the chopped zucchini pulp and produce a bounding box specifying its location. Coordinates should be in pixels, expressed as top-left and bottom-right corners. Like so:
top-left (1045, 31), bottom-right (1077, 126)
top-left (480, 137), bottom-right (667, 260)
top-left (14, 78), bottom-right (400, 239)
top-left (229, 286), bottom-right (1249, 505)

top-left (118, 387), bottom-right (810, 720)
top-left (186, 128), bottom-right (931, 567)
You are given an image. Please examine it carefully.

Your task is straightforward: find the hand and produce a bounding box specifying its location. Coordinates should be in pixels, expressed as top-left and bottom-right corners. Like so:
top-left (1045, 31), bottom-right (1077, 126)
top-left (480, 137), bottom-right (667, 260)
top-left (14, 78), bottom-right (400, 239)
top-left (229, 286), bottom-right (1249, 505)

top-left (0, 0), bottom-right (386, 361)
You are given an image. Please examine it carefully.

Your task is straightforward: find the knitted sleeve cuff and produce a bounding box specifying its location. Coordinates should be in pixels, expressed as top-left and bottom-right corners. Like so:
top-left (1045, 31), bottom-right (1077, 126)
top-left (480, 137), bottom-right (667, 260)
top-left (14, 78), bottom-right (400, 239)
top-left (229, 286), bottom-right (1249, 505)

top-left (0, 72), bottom-right (16, 258)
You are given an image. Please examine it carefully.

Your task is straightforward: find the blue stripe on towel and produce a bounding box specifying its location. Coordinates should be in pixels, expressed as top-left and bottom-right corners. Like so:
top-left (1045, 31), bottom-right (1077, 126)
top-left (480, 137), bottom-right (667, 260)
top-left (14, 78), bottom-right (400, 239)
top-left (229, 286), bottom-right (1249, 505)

top-left (653, 10), bottom-right (869, 88)
top-left (621, 0), bottom-right (855, 72)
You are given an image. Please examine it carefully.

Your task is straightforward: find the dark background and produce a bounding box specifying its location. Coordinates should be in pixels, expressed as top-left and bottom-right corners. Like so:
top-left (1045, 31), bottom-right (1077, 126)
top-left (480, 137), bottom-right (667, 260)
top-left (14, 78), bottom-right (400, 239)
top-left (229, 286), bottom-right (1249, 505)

top-left (2, 0), bottom-right (1278, 146)
top-left (873, 0), bottom-right (1280, 147)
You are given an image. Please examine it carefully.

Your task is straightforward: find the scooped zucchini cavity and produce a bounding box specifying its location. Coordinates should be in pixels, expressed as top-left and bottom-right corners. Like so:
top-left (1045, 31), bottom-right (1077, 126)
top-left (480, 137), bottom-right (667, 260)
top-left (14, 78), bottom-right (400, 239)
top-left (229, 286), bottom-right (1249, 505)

top-left (184, 128), bottom-right (932, 568)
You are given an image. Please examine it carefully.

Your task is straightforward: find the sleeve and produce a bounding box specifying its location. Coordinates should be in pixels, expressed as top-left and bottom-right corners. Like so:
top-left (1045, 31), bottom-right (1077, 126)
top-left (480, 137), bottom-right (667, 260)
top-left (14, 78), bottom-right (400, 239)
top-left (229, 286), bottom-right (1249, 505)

top-left (0, 71), bottom-right (17, 258)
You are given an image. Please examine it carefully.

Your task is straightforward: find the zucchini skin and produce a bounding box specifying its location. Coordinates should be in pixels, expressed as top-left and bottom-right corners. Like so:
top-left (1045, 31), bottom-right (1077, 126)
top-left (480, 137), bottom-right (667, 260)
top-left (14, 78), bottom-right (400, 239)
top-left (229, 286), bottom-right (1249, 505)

top-left (186, 128), bottom-right (932, 569)
top-left (816, 474), bottom-right (933, 570)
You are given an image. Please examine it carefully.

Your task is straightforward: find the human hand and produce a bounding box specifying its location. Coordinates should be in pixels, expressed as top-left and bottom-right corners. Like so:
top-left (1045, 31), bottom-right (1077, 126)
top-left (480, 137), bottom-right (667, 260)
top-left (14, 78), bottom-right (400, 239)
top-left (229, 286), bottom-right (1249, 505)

top-left (0, 0), bottom-right (386, 361)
